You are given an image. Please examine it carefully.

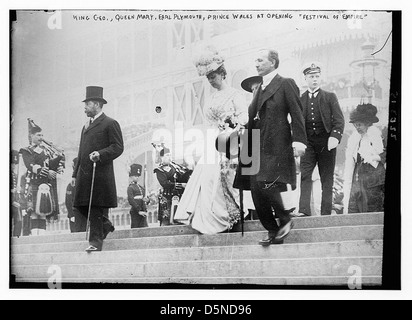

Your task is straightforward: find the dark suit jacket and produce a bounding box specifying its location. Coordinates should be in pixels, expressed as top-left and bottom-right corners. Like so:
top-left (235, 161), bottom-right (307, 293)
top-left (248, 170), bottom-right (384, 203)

top-left (301, 89), bottom-right (345, 141)
top-left (234, 74), bottom-right (306, 189)
top-left (73, 113), bottom-right (124, 208)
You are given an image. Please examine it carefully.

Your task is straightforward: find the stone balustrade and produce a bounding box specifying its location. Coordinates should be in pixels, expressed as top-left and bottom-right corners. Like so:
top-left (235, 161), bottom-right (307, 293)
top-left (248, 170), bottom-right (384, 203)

top-left (45, 205), bottom-right (159, 234)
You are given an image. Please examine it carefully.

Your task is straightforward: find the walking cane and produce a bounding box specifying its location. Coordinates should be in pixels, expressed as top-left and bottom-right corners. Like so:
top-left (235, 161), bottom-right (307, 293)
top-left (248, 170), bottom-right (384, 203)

top-left (238, 131), bottom-right (245, 237)
top-left (85, 162), bottom-right (97, 241)
top-left (240, 189), bottom-right (244, 237)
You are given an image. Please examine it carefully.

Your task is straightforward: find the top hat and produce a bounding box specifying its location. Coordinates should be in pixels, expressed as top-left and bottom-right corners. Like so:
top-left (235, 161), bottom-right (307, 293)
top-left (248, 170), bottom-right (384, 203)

top-left (82, 86), bottom-right (107, 104)
top-left (159, 147), bottom-right (171, 157)
top-left (215, 128), bottom-right (241, 160)
top-left (241, 76), bottom-right (263, 93)
top-left (11, 150), bottom-right (19, 165)
top-left (349, 103), bottom-right (379, 124)
top-left (303, 62), bottom-right (322, 75)
top-left (129, 164), bottom-right (142, 177)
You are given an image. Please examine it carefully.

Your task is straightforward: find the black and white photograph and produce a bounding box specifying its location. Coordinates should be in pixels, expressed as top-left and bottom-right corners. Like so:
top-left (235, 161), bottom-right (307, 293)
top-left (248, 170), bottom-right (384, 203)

top-left (4, 1), bottom-right (407, 301)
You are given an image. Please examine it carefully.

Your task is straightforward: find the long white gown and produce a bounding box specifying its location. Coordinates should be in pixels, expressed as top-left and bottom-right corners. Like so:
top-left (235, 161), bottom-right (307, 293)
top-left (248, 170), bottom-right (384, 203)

top-left (174, 86), bottom-right (254, 234)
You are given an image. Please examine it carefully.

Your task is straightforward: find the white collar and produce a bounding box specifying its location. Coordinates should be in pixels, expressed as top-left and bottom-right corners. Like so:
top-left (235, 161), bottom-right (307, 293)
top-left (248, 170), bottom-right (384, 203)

top-left (308, 87), bottom-right (320, 94)
top-left (91, 111), bottom-right (103, 123)
top-left (262, 70), bottom-right (278, 90)
top-left (308, 87), bottom-right (320, 98)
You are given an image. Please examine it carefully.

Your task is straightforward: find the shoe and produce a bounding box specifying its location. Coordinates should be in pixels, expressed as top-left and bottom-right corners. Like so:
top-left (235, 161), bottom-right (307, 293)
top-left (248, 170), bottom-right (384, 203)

top-left (290, 212), bottom-right (308, 218)
top-left (274, 221), bottom-right (294, 241)
top-left (85, 245), bottom-right (101, 252)
top-left (258, 235), bottom-right (284, 246)
top-left (103, 225), bottom-right (115, 240)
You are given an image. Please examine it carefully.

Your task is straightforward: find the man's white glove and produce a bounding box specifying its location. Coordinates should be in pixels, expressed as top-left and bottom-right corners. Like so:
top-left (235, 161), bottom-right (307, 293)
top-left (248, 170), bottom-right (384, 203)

top-left (292, 142), bottom-right (306, 157)
top-left (328, 137), bottom-right (339, 151)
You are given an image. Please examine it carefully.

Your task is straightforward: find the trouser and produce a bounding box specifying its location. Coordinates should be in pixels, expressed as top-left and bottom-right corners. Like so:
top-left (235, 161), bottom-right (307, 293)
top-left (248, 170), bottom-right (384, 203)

top-left (299, 133), bottom-right (336, 216)
top-left (250, 177), bottom-right (292, 237)
top-left (130, 211), bottom-right (148, 228)
top-left (11, 206), bottom-right (22, 237)
top-left (77, 206), bottom-right (112, 250)
top-left (22, 214), bottom-right (31, 236)
top-left (72, 207), bottom-right (87, 233)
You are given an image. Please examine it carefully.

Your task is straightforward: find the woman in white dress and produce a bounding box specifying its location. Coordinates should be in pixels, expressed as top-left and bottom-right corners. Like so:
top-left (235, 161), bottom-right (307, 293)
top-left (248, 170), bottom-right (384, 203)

top-left (174, 47), bottom-right (253, 234)
top-left (342, 103), bottom-right (386, 214)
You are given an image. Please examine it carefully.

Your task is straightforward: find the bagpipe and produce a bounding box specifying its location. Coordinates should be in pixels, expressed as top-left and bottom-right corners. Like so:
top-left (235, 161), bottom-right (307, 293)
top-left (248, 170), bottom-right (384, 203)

top-left (152, 143), bottom-right (192, 225)
top-left (25, 119), bottom-right (65, 218)
top-left (28, 118), bottom-right (66, 171)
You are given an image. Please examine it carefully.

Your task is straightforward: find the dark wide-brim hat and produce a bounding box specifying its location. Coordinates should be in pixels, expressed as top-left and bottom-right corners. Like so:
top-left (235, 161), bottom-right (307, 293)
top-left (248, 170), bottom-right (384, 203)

top-left (241, 76), bottom-right (263, 93)
top-left (215, 128), bottom-right (241, 160)
top-left (82, 86), bottom-right (107, 104)
top-left (349, 103), bottom-right (379, 124)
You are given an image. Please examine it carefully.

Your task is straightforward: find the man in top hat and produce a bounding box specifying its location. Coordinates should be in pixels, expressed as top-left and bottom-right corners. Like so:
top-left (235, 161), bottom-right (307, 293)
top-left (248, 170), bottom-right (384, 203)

top-left (297, 62), bottom-right (345, 217)
top-left (127, 164), bottom-right (149, 229)
top-left (20, 124), bottom-right (63, 235)
top-left (72, 86), bottom-right (124, 252)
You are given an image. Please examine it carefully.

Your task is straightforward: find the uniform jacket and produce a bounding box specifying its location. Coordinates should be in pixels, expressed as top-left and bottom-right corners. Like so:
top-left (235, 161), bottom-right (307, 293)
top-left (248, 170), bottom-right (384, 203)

top-left (235, 74), bottom-right (307, 189)
top-left (20, 146), bottom-right (53, 186)
top-left (301, 89), bottom-right (345, 141)
top-left (127, 182), bottom-right (147, 214)
top-left (73, 113), bottom-right (124, 208)
top-left (154, 164), bottom-right (176, 189)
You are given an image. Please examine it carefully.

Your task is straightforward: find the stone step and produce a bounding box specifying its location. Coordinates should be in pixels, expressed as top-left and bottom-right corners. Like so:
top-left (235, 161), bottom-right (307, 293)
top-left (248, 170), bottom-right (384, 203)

top-left (11, 212), bottom-right (384, 246)
top-left (11, 240), bottom-right (383, 266)
top-left (11, 225), bottom-right (383, 255)
top-left (15, 276), bottom-right (381, 286)
top-left (13, 256), bottom-right (382, 282)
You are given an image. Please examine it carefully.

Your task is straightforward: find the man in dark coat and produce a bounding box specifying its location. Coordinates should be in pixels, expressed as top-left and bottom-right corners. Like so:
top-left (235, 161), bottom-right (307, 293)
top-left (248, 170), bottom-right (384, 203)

top-left (127, 164), bottom-right (149, 228)
top-left (72, 86), bottom-right (124, 252)
top-left (297, 62), bottom-right (345, 216)
top-left (238, 49), bottom-right (307, 246)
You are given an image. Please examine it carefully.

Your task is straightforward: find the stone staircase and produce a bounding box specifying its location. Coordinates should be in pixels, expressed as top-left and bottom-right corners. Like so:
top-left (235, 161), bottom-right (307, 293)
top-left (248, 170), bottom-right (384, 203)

top-left (10, 212), bottom-right (384, 287)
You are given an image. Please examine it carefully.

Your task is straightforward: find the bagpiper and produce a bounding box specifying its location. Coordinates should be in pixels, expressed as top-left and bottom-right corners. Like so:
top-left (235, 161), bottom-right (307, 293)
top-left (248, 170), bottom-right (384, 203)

top-left (154, 147), bottom-right (191, 226)
top-left (19, 120), bottom-right (64, 235)
top-left (127, 164), bottom-right (149, 228)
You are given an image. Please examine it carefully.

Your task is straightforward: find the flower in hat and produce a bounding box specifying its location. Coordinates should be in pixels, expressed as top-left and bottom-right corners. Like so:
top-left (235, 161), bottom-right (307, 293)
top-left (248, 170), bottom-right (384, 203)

top-left (194, 46), bottom-right (225, 76)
